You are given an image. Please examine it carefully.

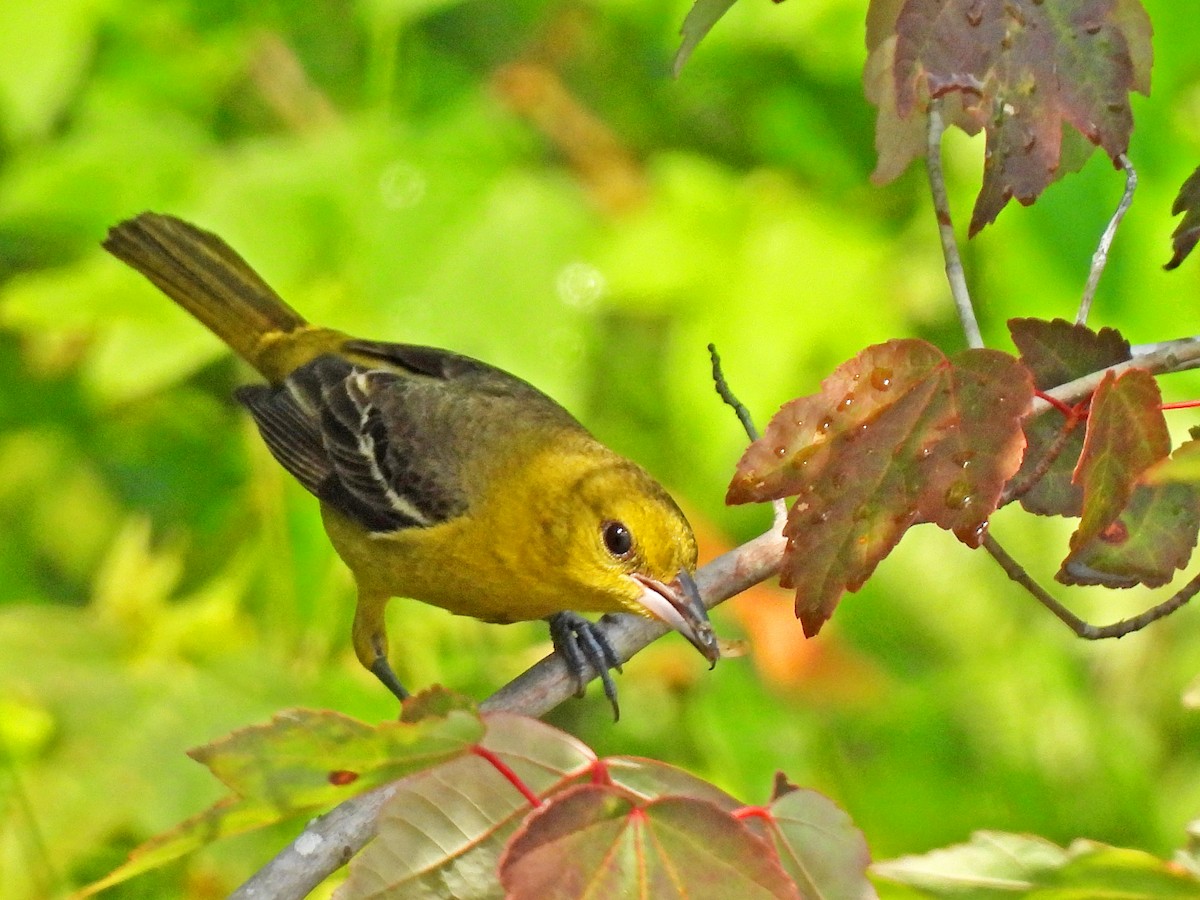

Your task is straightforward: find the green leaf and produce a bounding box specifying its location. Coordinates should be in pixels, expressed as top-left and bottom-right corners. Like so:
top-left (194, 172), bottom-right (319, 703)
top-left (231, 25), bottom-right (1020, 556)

top-left (1047, 841), bottom-right (1200, 897)
top-left (1057, 480), bottom-right (1199, 588)
top-left (873, 832), bottom-right (1200, 897)
top-left (0, 0), bottom-right (104, 141)
top-left (191, 697), bottom-right (483, 802)
top-left (604, 757), bottom-right (742, 811)
top-left (764, 789), bottom-right (874, 900)
top-left (674, 0), bottom-right (740, 77)
top-left (872, 831), bottom-right (1070, 894)
top-left (1146, 438), bottom-right (1200, 486)
top-left (81, 693), bottom-right (485, 896)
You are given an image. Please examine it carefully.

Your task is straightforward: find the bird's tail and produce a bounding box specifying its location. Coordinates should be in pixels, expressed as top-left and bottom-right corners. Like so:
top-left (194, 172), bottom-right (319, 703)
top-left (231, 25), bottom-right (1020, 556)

top-left (103, 212), bottom-right (313, 382)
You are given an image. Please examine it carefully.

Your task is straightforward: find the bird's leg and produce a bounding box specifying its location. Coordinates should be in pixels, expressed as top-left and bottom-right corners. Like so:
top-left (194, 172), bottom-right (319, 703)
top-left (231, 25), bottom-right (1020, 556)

top-left (370, 655), bottom-right (410, 701)
top-left (353, 592), bottom-right (409, 701)
top-left (547, 612), bottom-right (622, 720)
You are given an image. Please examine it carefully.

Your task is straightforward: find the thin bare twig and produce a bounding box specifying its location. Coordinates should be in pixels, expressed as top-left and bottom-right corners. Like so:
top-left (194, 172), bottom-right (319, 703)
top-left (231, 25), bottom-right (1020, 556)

top-left (999, 407), bottom-right (1084, 507)
top-left (708, 343), bottom-right (786, 527)
top-left (982, 533), bottom-right (1200, 639)
top-left (926, 101), bottom-right (983, 349)
top-left (708, 343), bottom-right (759, 441)
top-left (1077, 154), bottom-right (1137, 326)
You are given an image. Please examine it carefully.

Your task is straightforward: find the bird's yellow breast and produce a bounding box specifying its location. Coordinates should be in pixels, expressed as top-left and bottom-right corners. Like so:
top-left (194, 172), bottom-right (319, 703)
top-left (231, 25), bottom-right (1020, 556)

top-left (319, 440), bottom-right (651, 623)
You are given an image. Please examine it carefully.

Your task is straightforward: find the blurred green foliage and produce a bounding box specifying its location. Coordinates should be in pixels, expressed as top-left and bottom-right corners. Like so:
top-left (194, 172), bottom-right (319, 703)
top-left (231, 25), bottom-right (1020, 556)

top-left (1, 0), bottom-right (1199, 896)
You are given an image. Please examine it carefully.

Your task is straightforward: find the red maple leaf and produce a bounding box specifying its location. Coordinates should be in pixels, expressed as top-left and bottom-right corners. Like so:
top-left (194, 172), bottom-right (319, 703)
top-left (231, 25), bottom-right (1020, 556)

top-left (728, 339), bottom-right (1032, 635)
top-left (867, 0), bottom-right (1153, 234)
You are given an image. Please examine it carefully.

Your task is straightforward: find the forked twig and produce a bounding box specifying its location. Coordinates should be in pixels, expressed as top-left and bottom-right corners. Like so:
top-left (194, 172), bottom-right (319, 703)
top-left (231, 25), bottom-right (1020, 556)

top-left (925, 101), bottom-right (983, 349)
top-left (983, 533), bottom-right (1200, 639)
top-left (708, 342), bottom-right (759, 441)
top-left (1077, 154), bottom-right (1137, 326)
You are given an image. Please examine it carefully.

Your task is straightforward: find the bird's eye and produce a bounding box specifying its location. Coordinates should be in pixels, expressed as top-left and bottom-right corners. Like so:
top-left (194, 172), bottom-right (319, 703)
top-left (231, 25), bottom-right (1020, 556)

top-left (601, 520), bottom-right (633, 558)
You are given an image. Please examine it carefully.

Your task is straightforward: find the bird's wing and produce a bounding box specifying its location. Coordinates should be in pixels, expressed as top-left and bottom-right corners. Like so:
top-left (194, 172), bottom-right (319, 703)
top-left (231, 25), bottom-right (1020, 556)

top-left (343, 338), bottom-right (561, 404)
top-left (237, 353), bottom-right (475, 533)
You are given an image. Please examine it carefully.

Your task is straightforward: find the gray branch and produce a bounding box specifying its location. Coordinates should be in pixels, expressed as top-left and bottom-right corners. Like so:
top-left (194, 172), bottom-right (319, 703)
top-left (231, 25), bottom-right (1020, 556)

top-left (1077, 154), bottom-right (1137, 326)
top-left (925, 102), bottom-right (983, 349)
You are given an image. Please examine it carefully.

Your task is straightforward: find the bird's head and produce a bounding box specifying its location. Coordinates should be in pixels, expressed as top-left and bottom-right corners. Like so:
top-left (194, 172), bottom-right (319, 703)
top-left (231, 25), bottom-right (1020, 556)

top-left (543, 453), bottom-right (721, 667)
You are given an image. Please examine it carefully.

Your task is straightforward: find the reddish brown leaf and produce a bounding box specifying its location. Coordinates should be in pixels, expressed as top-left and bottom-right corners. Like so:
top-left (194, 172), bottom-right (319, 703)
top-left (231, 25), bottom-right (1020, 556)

top-left (865, 34), bottom-right (986, 185)
top-left (1009, 318), bottom-right (1131, 390)
top-left (1009, 318), bottom-right (1131, 517)
top-left (1068, 369), bottom-right (1169, 556)
top-left (1058, 481), bottom-right (1199, 588)
top-left (499, 785), bottom-right (799, 900)
top-left (728, 339), bottom-right (1032, 636)
top-left (868, 0), bottom-right (1153, 234)
top-left (1165, 166), bottom-right (1200, 270)
top-left (1060, 437), bottom-right (1200, 587)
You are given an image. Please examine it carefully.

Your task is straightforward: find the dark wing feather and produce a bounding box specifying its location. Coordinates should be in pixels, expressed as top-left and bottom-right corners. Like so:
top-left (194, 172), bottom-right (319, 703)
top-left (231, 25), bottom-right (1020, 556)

top-left (237, 340), bottom-right (584, 535)
top-left (343, 339), bottom-right (493, 381)
top-left (235, 384), bottom-right (329, 495)
top-left (236, 354), bottom-right (465, 533)
top-left (343, 339), bottom-right (564, 405)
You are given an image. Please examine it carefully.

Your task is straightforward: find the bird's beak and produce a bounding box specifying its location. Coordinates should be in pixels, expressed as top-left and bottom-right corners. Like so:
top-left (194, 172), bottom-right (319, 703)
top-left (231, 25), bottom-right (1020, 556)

top-left (631, 569), bottom-right (721, 667)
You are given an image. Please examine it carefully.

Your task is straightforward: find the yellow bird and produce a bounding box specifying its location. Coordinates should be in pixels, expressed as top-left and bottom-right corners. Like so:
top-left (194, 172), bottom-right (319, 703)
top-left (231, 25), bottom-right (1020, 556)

top-left (103, 213), bottom-right (718, 716)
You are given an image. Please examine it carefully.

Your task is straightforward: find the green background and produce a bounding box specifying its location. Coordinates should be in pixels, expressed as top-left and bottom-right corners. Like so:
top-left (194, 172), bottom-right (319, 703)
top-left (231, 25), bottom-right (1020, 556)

top-left (1, 0), bottom-right (1199, 895)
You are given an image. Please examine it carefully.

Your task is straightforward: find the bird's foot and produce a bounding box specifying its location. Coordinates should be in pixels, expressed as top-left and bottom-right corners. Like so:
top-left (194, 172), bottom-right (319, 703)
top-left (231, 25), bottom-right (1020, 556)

top-left (547, 612), bottom-right (622, 721)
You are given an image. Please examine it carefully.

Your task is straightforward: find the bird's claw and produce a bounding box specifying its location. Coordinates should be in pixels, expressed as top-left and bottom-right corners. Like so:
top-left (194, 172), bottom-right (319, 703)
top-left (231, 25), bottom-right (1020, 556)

top-left (548, 612), bottom-right (622, 721)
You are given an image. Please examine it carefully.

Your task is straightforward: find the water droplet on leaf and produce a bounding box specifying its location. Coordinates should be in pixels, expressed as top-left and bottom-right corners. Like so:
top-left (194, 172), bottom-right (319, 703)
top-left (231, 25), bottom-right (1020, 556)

top-left (945, 481), bottom-right (973, 510)
top-left (956, 520), bottom-right (989, 547)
